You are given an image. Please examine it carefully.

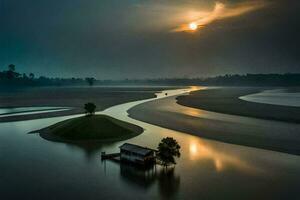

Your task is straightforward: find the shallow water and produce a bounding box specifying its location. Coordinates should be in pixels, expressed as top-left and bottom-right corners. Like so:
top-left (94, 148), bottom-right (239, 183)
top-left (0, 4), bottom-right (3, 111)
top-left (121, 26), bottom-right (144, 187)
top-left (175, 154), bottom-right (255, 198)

top-left (1, 87), bottom-right (300, 199)
top-left (0, 107), bottom-right (71, 118)
top-left (240, 89), bottom-right (300, 107)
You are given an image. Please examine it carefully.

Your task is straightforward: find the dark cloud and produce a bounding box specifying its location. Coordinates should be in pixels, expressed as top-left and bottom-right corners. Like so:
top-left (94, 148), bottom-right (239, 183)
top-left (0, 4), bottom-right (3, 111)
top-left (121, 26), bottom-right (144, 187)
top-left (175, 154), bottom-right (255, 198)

top-left (0, 0), bottom-right (299, 79)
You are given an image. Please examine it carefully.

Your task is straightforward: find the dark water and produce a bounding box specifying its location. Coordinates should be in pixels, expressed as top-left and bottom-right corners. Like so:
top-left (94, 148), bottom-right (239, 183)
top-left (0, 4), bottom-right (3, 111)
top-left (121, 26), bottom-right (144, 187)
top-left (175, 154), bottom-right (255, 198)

top-left (1, 88), bottom-right (300, 199)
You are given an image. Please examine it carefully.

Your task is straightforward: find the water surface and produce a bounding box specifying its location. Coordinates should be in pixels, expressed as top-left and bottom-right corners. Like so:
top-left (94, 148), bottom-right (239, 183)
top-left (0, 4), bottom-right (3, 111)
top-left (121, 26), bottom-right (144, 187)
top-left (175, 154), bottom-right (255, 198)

top-left (0, 107), bottom-right (71, 118)
top-left (1, 87), bottom-right (300, 199)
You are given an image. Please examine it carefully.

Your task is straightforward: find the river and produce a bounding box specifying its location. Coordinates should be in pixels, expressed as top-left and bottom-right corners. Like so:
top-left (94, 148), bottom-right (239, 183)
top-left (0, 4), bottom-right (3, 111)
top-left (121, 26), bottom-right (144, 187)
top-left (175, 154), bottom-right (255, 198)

top-left (1, 87), bottom-right (300, 199)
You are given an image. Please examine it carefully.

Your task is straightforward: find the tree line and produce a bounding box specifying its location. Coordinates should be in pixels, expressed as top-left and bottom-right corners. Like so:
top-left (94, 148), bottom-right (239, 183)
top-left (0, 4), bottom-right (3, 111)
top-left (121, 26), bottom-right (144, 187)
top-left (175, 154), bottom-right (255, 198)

top-left (0, 64), bottom-right (95, 87)
top-left (1, 64), bottom-right (300, 87)
top-left (94, 73), bottom-right (300, 86)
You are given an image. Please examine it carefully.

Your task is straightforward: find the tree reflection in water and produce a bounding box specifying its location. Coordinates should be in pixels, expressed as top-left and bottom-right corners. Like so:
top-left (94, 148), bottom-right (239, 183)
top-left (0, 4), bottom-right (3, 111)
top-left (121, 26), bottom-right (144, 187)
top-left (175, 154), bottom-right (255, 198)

top-left (119, 163), bottom-right (180, 199)
top-left (157, 167), bottom-right (180, 199)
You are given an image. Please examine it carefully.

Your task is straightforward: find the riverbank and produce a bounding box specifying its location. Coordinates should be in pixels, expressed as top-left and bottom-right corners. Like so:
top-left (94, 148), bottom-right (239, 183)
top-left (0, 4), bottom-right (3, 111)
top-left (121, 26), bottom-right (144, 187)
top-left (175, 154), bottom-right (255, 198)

top-left (0, 86), bottom-right (174, 122)
top-left (176, 87), bottom-right (300, 123)
top-left (239, 89), bottom-right (300, 107)
top-left (128, 92), bottom-right (300, 155)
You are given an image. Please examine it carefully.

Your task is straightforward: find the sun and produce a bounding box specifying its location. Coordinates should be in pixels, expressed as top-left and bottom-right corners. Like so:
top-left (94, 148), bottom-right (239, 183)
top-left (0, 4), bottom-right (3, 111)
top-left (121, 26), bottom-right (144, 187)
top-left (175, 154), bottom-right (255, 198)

top-left (189, 22), bottom-right (198, 31)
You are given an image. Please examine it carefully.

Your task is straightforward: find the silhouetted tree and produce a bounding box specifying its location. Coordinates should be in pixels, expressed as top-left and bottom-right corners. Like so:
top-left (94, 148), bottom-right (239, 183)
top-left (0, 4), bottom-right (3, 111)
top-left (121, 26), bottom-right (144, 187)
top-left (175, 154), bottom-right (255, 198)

top-left (6, 64), bottom-right (19, 79)
top-left (157, 137), bottom-right (181, 167)
top-left (84, 102), bottom-right (96, 116)
top-left (22, 73), bottom-right (28, 79)
top-left (8, 64), bottom-right (15, 72)
top-left (85, 77), bottom-right (95, 86)
top-left (29, 73), bottom-right (35, 79)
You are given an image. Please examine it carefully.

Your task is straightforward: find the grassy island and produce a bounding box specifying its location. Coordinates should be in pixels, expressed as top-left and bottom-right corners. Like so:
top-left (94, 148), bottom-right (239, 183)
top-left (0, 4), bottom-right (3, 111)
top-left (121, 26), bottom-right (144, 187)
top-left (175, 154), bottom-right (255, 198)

top-left (37, 115), bottom-right (143, 142)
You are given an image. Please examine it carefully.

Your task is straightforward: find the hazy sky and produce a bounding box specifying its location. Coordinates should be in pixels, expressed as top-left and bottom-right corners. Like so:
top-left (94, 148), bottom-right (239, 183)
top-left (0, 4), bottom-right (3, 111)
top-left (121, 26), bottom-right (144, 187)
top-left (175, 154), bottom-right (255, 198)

top-left (0, 0), bottom-right (299, 79)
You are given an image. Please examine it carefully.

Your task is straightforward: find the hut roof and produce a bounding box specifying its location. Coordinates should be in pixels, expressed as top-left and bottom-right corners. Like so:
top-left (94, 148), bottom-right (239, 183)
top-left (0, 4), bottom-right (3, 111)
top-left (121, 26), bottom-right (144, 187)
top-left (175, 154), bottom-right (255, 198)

top-left (119, 143), bottom-right (155, 156)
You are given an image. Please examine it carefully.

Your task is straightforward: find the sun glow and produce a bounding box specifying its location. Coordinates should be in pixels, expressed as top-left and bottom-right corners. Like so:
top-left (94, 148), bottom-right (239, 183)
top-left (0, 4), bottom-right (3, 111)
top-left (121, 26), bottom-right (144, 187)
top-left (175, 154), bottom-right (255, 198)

top-left (171, 1), bottom-right (267, 33)
top-left (189, 22), bottom-right (198, 30)
top-left (190, 143), bottom-right (198, 154)
top-left (187, 139), bottom-right (262, 173)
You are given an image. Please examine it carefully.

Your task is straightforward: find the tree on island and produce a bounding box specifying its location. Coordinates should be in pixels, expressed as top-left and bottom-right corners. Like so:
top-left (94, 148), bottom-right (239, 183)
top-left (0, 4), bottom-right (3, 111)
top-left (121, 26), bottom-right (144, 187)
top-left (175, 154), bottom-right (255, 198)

top-left (84, 102), bottom-right (96, 116)
top-left (157, 137), bottom-right (181, 168)
top-left (85, 77), bottom-right (95, 86)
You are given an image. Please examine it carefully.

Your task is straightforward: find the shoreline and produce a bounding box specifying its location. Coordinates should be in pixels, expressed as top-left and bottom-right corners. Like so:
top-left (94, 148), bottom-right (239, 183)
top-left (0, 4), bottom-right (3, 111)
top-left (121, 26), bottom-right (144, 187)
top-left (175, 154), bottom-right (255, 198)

top-left (32, 115), bottom-right (144, 144)
top-left (176, 87), bottom-right (300, 123)
top-left (0, 86), bottom-right (177, 122)
top-left (128, 91), bottom-right (300, 155)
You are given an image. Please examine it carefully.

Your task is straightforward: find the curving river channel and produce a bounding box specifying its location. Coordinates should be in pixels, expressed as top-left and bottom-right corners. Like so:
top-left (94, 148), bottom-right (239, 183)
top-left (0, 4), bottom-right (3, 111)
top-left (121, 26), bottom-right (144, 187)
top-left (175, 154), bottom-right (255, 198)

top-left (1, 87), bottom-right (300, 199)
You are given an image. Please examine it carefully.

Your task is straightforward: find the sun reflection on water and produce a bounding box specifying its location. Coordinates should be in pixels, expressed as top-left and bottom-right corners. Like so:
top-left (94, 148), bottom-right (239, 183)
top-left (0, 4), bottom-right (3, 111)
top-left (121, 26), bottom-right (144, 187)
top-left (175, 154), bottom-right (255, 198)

top-left (187, 138), bottom-right (263, 173)
top-left (189, 143), bottom-right (198, 155)
top-left (184, 109), bottom-right (204, 117)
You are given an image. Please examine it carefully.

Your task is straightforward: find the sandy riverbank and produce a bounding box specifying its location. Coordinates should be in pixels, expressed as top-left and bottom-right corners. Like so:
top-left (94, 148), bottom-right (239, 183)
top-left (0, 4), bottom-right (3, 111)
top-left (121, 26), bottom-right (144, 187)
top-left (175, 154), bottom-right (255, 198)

top-left (128, 90), bottom-right (300, 155)
top-left (0, 86), bottom-right (173, 122)
top-left (176, 87), bottom-right (300, 123)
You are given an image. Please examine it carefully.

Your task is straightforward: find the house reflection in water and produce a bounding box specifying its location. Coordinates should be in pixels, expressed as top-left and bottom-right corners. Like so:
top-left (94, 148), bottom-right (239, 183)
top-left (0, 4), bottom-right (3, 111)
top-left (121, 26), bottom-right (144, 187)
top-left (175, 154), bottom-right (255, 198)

top-left (120, 163), bottom-right (157, 189)
top-left (119, 164), bottom-right (180, 199)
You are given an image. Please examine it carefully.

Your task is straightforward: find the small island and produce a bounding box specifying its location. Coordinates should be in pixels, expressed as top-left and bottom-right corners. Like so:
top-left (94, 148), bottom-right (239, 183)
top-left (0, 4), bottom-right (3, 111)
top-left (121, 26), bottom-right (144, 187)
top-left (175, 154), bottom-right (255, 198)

top-left (36, 114), bottom-right (143, 142)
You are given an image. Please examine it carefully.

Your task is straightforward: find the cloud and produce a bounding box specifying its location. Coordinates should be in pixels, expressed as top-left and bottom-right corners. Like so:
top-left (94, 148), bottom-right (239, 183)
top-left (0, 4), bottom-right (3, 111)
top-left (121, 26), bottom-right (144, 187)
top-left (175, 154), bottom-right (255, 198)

top-left (172, 1), bottom-right (267, 32)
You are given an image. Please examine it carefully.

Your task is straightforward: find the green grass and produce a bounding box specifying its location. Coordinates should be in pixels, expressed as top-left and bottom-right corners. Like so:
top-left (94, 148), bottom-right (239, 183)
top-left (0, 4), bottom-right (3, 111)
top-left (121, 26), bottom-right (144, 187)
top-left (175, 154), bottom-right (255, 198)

top-left (44, 115), bottom-right (142, 141)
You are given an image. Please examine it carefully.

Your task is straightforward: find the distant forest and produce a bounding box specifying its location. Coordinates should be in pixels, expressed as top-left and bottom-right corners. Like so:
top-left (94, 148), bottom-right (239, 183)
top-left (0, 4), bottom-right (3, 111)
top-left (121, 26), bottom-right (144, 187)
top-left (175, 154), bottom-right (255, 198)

top-left (0, 64), bottom-right (91, 87)
top-left (1, 64), bottom-right (300, 87)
